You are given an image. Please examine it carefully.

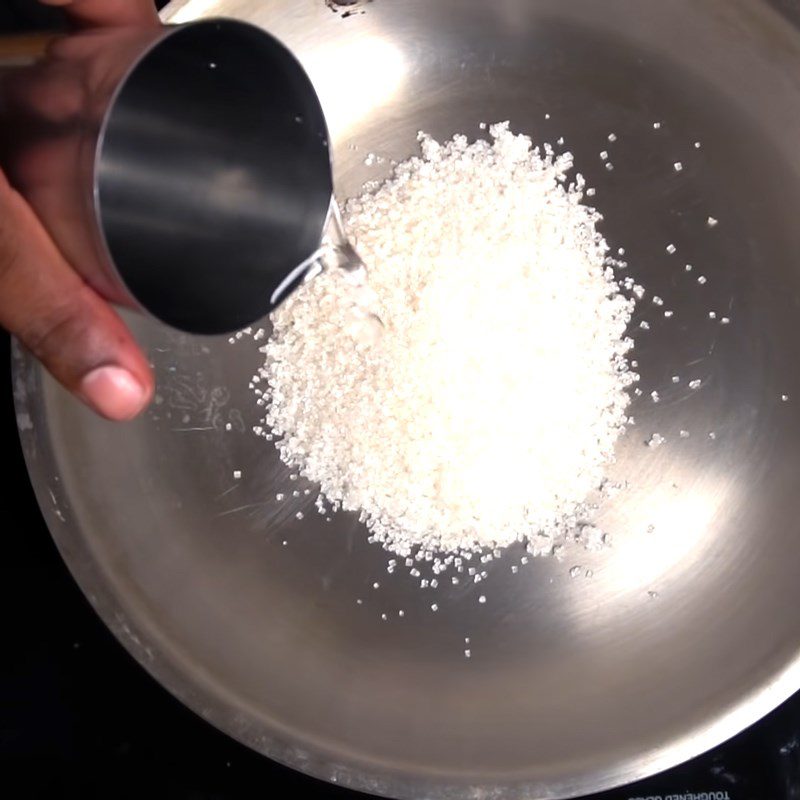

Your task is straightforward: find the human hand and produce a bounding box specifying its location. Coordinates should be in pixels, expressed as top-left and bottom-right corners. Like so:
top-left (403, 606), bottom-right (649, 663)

top-left (0, 0), bottom-right (160, 421)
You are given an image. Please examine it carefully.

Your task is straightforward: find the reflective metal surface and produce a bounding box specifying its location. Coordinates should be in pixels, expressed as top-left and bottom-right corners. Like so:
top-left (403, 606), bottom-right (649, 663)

top-left (13, 0), bottom-right (800, 797)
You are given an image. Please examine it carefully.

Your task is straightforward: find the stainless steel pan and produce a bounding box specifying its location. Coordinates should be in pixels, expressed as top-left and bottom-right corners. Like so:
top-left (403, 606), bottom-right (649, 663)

top-left (14, 1), bottom-right (800, 797)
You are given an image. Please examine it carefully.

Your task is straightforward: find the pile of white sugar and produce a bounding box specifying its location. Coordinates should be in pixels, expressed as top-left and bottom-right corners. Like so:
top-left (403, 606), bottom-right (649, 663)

top-left (258, 122), bottom-right (637, 558)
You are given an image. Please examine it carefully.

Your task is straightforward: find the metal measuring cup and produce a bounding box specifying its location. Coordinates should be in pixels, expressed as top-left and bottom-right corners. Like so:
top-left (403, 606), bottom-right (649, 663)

top-left (0, 18), bottom-right (333, 334)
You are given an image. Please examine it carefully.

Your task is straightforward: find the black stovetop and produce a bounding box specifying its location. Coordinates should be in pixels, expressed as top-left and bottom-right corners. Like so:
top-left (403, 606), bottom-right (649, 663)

top-left (3, 337), bottom-right (800, 800)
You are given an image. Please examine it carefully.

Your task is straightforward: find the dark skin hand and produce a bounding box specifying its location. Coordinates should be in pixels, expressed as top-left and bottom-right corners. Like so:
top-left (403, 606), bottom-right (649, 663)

top-left (0, 0), bottom-right (159, 420)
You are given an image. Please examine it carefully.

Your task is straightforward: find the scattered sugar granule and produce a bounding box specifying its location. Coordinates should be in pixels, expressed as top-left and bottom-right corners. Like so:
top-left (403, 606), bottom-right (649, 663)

top-left (666, 243), bottom-right (677, 254)
top-left (652, 296), bottom-right (664, 306)
top-left (260, 123), bottom-right (638, 558)
top-left (647, 433), bottom-right (666, 448)
top-left (608, 133), bottom-right (617, 142)
top-left (651, 391), bottom-right (660, 403)
top-left (233, 470), bottom-right (242, 480)
top-left (579, 524), bottom-right (606, 551)
top-left (653, 122), bottom-right (662, 129)
top-left (600, 150), bottom-right (609, 161)
top-left (640, 321), bottom-right (650, 330)
top-left (689, 379), bottom-right (702, 390)
top-left (673, 162), bottom-right (683, 172)
top-left (698, 276), bottom-right (707, 285)
top-left (707, 216), bottom-right (718, 227)
top-left (782, 394), bottom-right (790, 402)
top-left (709, 311), bottom-right (717, 320)
top-left (720, 317), bottom-right (730, 325)
top-left (478, 595), bottom-right (487, 604)
top-left (664, 310), bottom-right (674, 318)
top-left (680, 430), bottom-right (690, 438)
top-left (672, 375), bottom-right (680, 384)
top-left (694, 141), bottom-right (702, 149)
top-left (685, 264), bottom-right (693, 272)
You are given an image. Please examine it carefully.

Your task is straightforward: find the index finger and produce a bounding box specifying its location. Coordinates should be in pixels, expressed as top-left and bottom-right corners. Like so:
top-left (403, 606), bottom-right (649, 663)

top-left (39, 0), bottom-right (160, 29)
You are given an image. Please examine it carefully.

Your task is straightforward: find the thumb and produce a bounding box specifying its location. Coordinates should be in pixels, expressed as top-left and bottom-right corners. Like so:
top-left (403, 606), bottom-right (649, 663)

top-left (0, 172), bottom-right (154, 421)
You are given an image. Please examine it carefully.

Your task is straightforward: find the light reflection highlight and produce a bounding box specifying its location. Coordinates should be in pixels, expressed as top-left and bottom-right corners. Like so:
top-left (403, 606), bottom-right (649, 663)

top-left (302, 35), bottom-right (407, 139)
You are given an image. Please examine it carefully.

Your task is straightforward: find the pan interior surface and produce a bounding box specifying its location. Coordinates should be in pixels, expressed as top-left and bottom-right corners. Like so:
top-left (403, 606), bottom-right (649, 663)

top-left (15, 1), bottom-right (800, 797)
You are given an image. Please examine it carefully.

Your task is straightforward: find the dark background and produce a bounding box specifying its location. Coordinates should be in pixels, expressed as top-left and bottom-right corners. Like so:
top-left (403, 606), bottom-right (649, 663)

top-left (0, 1), bottom-right (62, 30)
top-left (2, 1), bottom-right (800, 798)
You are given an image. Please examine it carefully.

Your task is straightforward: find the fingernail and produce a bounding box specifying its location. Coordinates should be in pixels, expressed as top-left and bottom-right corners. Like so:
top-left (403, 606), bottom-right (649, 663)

top-left (80, 366), bottom-right (148, 421)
